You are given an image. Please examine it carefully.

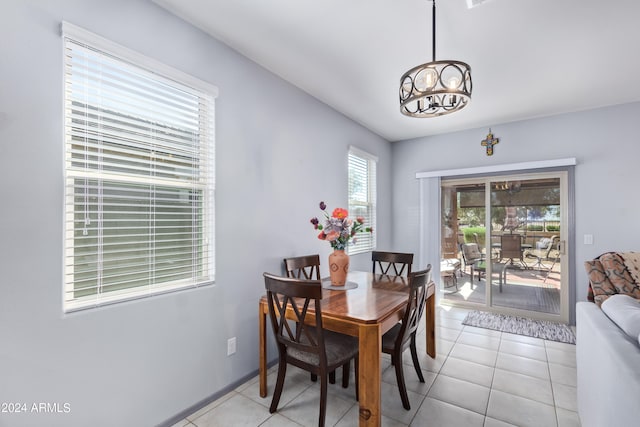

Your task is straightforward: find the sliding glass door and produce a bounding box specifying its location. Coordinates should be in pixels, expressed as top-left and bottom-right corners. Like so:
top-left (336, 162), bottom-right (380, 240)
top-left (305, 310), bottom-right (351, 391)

top-left (440, 171), bottom-right (569, 322)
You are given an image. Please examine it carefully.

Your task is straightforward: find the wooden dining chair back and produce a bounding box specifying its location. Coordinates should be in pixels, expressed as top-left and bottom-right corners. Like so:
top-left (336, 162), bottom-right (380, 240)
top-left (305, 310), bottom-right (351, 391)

top-left (263, 273), bottom-right (359, 427)
top-left (372, 251), bottom-right (414, 276)
top-left (283, 254), bottom-right (343, 385)
top-left (284, 254), bottom-right (321, 280)
top-left (381, 265), bottom-right (432, 410)
top-left (500, 234), bottom-right (523, 264)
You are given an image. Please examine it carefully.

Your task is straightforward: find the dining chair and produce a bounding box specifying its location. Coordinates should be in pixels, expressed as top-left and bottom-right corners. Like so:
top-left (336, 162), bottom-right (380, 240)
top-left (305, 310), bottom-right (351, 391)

top-left (283, 254), bottom-right (345, 386)
top-left (372, 251), bottom-right (414, 276)
top-left (263, 273), bottom-right (359, 427)
top-left (381, 266), bottom-right (432, 410)
top-left (283, 254), bottom-right (321, 280)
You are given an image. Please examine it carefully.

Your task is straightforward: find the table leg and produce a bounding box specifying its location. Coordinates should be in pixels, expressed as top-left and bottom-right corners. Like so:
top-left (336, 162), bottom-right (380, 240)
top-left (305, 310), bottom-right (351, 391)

top-left (425, 290), bottom-right (436, 358)
top-left (259, 301), bottom-right (267, 398)
top-left (358, 324), bottom-right (381, 427)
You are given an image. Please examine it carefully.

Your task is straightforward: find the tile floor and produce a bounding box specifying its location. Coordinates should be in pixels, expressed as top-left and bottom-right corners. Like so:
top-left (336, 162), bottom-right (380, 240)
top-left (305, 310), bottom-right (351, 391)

top-left (170, 305), bottom-right (581, 427)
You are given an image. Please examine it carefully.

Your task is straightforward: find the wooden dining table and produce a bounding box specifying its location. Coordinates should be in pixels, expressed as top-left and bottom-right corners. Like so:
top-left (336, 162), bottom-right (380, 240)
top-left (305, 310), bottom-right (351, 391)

top-left (258, 270), bottom-right (436, 427)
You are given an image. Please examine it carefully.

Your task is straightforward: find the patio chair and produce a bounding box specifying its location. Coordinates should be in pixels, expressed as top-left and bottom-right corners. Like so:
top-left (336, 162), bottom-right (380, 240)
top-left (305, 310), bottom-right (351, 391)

top-left (499, 234), bottom-right (524, 266)
top-left (440, 258), bottom-right (461, 291)
top-left (461, 243), bottom-right (484, 275)
top-left (525, 235), bottom-right (559, 270)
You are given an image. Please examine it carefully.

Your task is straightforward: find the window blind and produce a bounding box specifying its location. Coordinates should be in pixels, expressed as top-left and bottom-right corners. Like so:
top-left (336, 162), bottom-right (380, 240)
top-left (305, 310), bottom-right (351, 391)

top-left (347, 147), bottom-right (377, 255)
top-left (62, 23), bottom-right (216, 312)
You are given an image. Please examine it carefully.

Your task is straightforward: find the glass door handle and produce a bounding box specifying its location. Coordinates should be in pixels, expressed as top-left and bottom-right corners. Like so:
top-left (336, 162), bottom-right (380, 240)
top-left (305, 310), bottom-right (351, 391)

top-left (559, 240), bottom-right (566, 255)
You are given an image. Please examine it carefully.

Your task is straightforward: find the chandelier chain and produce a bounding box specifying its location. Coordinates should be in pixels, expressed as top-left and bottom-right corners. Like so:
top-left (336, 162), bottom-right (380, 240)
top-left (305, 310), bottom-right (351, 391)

top-left (431, 0), bottom-right (436, 62)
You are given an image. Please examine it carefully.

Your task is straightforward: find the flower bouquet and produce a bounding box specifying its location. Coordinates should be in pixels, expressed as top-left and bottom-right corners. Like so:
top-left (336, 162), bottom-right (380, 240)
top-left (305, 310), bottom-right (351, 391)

top-left (310, 201), bottom-right (372, 285)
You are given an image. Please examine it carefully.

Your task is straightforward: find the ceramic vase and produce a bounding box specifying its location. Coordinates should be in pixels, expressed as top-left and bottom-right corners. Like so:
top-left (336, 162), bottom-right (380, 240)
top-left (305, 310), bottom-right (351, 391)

top-left (328, 249), bottom-right (349, 286)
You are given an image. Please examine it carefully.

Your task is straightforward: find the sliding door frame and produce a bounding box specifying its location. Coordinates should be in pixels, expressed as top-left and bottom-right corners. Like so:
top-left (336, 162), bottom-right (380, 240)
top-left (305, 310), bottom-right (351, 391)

top-left (417, 158), bottom-right (577, 324)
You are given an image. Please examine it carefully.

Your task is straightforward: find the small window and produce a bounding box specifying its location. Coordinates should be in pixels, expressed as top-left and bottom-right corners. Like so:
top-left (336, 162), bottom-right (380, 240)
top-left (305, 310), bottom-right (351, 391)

top-left (347, 147), bottom-right (377, 255)
top-left (62, 23), bottom-right (217, 312)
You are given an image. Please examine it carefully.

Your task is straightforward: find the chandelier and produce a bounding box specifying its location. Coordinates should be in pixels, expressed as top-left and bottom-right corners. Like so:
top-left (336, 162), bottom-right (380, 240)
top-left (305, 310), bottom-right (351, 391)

top-left (399, 0), bottom-right (472, 117)
top-left (496, 181), bottom-right (521, 194)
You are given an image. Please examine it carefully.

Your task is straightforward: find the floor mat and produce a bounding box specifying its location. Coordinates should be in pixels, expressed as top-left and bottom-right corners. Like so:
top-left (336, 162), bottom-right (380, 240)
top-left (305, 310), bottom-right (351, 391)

top-left (461, 310), bottom-right (575, 344)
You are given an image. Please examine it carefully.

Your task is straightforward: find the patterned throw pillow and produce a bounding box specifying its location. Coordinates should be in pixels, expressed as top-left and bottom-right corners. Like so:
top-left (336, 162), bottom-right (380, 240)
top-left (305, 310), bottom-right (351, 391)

top-left (585, 259), bottom-right (617, 306)
top-left (599, 253), bottom-right (640, 298)
top-left (621, 252), bottom-right (640, 284)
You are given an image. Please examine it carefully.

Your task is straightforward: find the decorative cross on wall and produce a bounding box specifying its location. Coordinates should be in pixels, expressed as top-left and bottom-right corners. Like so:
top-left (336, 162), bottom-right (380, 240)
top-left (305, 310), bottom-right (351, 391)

top-left (481, 129), bottom-right (499, 156)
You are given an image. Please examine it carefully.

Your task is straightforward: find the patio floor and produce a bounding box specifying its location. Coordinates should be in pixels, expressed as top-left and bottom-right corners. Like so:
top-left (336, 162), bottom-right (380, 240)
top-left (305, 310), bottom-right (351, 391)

top-left (442, 262), bottom-right (561, 315)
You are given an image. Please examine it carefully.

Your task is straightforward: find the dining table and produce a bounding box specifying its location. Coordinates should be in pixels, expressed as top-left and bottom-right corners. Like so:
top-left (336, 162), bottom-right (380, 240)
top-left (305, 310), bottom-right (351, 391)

top-left (258, 270), bottom-right (436, 427)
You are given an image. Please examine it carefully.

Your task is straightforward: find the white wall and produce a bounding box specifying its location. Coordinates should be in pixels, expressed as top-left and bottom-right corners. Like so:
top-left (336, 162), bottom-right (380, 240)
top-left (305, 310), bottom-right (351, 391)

top-left (391, 102), bottom-right (640, 323)
top-left (0, 1), bottom-right (391, 426)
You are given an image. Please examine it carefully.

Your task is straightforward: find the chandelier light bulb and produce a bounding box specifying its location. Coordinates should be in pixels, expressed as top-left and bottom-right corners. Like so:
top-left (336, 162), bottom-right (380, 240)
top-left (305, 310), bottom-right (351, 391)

top-left (419, 68), bottom-right (438, 91)
top-left (446, 76), bottom-right (460, 89)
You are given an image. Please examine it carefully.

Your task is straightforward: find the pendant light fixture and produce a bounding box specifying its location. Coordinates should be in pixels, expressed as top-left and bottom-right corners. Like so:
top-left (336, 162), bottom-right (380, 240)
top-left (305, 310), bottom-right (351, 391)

top-left (400, 0), bottom-right (472, 117)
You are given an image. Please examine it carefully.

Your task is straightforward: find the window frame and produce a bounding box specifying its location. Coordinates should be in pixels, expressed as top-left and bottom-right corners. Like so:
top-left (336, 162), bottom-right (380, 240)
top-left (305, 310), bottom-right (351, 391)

top-left (347, 146), bottom-right (377, 255)
top-left (62, 22), bottom-right (217, 312)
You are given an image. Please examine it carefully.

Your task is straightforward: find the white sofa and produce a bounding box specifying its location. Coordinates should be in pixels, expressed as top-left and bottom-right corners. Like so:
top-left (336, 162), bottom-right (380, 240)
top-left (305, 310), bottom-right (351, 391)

top-left (576, 301), bottom-right (640, 427)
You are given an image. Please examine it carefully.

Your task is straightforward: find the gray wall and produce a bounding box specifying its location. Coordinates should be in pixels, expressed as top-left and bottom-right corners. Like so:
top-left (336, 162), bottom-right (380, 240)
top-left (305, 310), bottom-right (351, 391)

top-left (3, 1), bottom-right (639, 425)
top-left (391, 101), bottom-right (640, 322)
top-left (0, 1), bottom-right (391, 426)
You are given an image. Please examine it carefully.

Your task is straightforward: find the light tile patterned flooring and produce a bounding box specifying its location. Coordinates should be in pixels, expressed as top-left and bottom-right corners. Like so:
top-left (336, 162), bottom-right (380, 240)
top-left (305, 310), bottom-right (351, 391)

top-left (171, 306), bottom-right (581, 427)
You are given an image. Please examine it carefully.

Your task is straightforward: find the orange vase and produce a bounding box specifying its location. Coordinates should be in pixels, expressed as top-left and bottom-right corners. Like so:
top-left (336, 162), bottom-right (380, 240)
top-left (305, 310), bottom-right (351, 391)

top-left (328, 249), bottom-right (350, 286)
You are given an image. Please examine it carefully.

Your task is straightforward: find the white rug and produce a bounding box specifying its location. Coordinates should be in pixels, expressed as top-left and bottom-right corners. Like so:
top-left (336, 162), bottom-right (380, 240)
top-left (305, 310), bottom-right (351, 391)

top-left (462, 310), bottom-right (576, 344)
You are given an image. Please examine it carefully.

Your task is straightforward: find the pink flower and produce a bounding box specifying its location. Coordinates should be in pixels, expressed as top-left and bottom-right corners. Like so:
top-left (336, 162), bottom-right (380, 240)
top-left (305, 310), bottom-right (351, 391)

top-left (317, 232), bottom-right (327, 240)
top-left (356, 216), bottom-right (365, 224)
top-left (325, 230), bottom-right (340, 241)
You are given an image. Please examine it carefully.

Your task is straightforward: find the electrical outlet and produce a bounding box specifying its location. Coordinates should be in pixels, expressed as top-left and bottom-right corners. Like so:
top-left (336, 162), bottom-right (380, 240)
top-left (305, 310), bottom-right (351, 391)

top-left (584, 234), bottom-right (593, 245)
top-left (227, 337), bottom-right (236, 356)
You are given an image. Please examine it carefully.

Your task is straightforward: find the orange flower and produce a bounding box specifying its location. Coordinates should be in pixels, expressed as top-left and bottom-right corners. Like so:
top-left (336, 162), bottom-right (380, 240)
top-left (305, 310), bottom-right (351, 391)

top-left (332, 208), bottom-right (348, 219)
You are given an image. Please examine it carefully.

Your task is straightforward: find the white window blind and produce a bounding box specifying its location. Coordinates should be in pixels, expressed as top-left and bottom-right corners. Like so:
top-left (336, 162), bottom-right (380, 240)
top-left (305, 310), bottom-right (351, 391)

top-left (62, 23), bottom-right (216, 312)
top-left (347, 147), bottom-right (377, 255)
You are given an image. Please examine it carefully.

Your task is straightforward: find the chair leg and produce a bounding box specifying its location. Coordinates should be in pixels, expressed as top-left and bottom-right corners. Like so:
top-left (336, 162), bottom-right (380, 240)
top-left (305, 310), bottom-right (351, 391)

top-left (314, 369), bottom-right (338, 386)
top-left (341, 360), bottom-right (350, 388)
top-left (319, 373), bottom-right (328, 427)
top-left (317, 370), bottom-right (342, 384)
top-left (410, 334), bottom-right (425, 383)
top-left (393, 352), bottom-right (411, 410)
top-left (270, 357), bottom-right (288, 413)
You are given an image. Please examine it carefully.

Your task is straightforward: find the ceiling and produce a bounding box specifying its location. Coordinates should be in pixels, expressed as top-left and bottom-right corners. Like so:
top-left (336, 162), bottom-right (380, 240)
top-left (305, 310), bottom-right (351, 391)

top-left (152, 0), bottom-right (640, 142)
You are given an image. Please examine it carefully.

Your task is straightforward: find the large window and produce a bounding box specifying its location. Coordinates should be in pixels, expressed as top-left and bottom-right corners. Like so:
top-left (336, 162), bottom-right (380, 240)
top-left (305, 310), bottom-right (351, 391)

top-left (63, 23), bottom-right (217, 312)
top-left (347, 147), bottom-right (377, 255)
